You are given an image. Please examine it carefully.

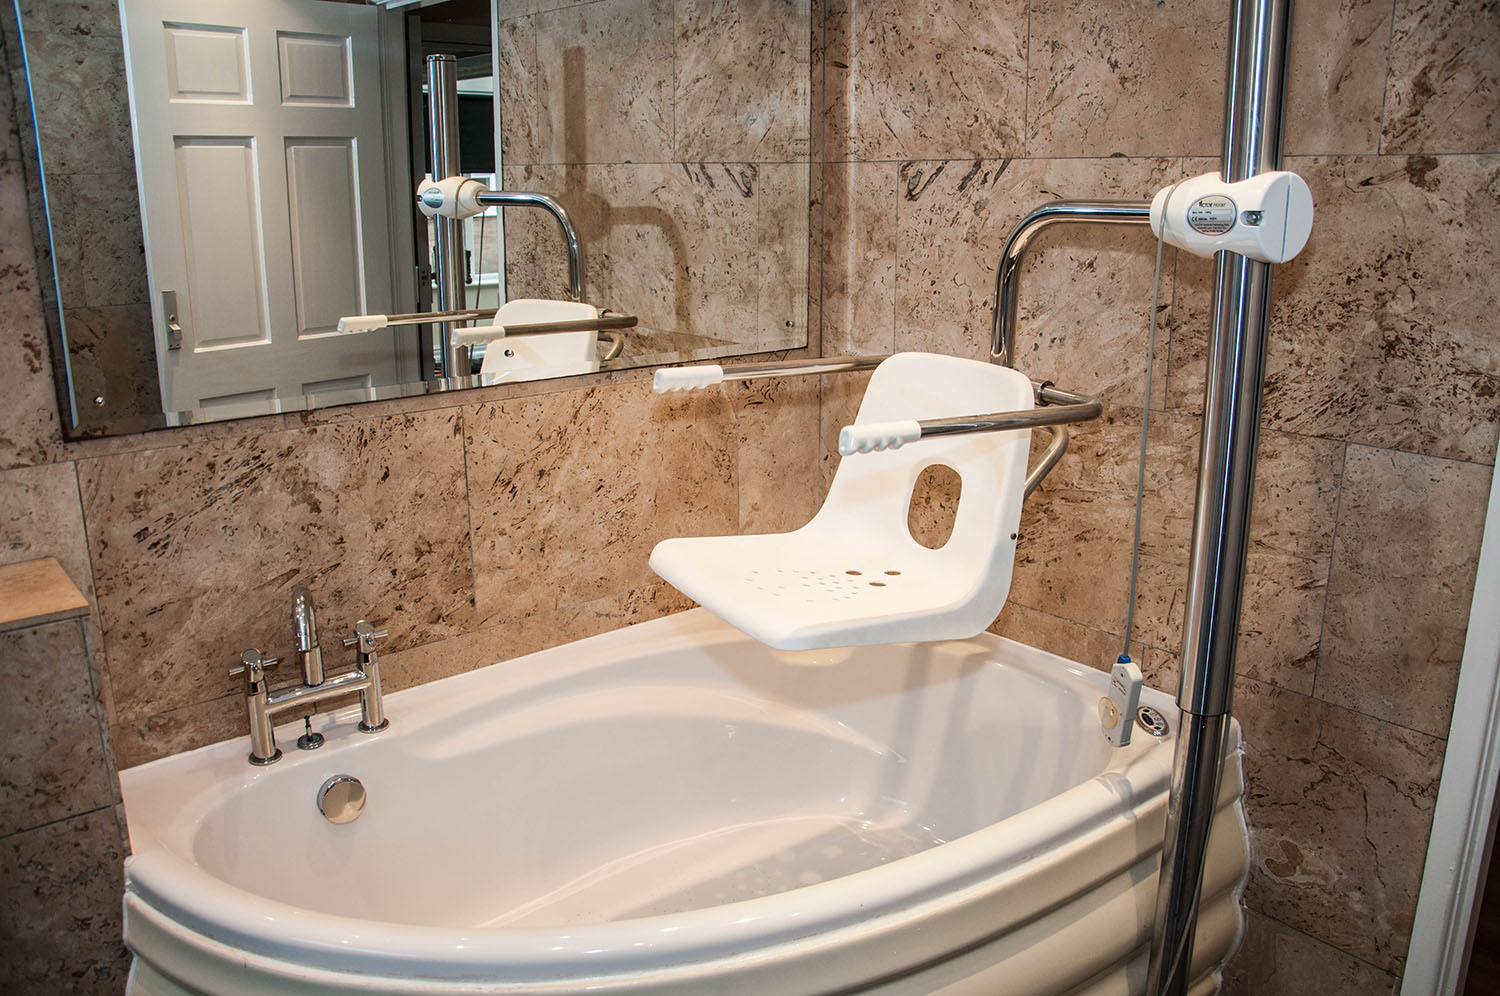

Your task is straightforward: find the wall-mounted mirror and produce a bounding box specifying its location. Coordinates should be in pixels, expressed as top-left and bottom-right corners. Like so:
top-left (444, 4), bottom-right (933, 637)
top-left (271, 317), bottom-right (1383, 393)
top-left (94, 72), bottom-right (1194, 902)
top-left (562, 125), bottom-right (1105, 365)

top-left (2, 0), bottom-right (810, 438)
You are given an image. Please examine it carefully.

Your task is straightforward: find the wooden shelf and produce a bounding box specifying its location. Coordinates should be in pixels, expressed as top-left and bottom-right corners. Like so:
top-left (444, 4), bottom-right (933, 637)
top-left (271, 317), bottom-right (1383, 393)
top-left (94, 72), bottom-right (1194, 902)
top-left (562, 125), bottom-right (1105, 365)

top-left (0, 558), bottom-right (90, 633)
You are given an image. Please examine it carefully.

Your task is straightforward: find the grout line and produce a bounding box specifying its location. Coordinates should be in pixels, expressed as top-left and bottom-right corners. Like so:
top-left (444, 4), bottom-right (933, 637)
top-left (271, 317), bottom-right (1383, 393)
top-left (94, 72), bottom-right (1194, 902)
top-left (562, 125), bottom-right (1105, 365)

top-left (1375, 0), bottom-right (1400, 154)
top-left (0, 802), bottom-right (117, 842)
top-left (1239, 669), bottom-right (1447, 743)
top-left (1022, 0), bottom-right (1032, 157)
top-left (1308, 440), bottom-right (1348, 705)
top-left (1240, 909), bottom-right (1400, 981)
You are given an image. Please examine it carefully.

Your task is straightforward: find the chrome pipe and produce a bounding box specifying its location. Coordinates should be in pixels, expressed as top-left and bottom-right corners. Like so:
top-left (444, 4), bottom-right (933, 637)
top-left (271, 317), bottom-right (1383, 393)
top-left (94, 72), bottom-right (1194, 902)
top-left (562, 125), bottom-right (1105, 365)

top-left (375, 310), bottom-right (636, 333)
top-left (912, 390), bottom-right (1102, 440)
top-left (1025, 426), bottom-right (1069, 498)
top-left (713, 355), bottom-right (888, 381)
top-left (427, 54), bottom-right (466, 378)
top-left (1147, 0), bottom-right (1293, 992)
top-left (990, 201), bottom-right (1152, 367)
top-left (475, 191), bottom-right (585, 301)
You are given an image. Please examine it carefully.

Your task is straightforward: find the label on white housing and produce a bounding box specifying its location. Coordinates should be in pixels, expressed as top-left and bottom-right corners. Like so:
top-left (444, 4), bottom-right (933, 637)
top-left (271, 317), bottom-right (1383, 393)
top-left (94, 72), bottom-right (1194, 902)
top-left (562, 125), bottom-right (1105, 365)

top-left (1187, 195), bottom-right (1237, 236)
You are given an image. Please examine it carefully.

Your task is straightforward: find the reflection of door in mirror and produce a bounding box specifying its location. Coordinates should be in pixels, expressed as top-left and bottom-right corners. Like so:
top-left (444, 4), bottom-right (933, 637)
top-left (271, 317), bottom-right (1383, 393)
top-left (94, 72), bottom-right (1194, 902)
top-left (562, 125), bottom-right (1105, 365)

top-left (120, 0), bottom-right (417, 415)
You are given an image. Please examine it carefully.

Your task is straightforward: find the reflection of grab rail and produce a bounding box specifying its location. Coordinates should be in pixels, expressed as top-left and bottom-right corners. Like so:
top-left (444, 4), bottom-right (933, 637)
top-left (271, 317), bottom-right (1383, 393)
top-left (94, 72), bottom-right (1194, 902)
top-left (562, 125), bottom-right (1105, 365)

top-left (473, 191), bottom-right (584, 302)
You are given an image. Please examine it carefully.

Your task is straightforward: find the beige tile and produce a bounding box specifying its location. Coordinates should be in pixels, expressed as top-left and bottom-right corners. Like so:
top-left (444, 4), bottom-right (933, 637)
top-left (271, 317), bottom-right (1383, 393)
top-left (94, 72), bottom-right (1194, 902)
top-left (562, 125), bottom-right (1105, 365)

top-left (1170, 155), bottom-right (1500, 464)
top-left (820, 160), bottom-right (896, 356)
top-left (0, 156), bottom-right (64, 469)
top-left (730, 377), bottom-right (820, 534)
top-left (817, 368), bottom-right (869, 497)
top-left (74, 172), bottom-right (146, 309)
top-left (535, 0), bottom-right (674, 164)
top-left (0, 808), bottom-right (131, 994)
top-left (674, 0), bottom-right (811, 162)
top-left (1221, 910), bottom-right (1398, 996)
top-left (1316, 445), bottom-right (1490, 737)
top-left (1382, 0), bottom-right (1500, 154)
top-left (0, 621), bottom-right (113, 836)
top-left (1284, 0), bottom-right (1393, 155)
top-left (895, 156), bottom-right (1181, 407)
top-left (1026, 0), bottom-right (1224, 158)
top-left (755, 161), bottom-right (812, 352)
top-left (1236, 676), bottom-right (1444, 974)
top-left (990, 601), bottom-right (1120, 673)
top-left (109, 692), bottom-right (244, 770)
top-left (63, 304), bottom-right (162, 434)
top-left (381, 595), bottom-right (622, 692)
top-left (465, 383), bottom-right (737, 628)
top-left (1131, 424), bottom-right (1344, 696)
top-left (822, 0), bottom-right (1026, 162)
top-left (80, 409), bottom-right (474, 726)
top-left (496, 12), bottom-right (540, 165)
top-left (0, 461), bottom-right (93, 604)
top-left (618, 581), bottom-right (697, 625)
top-left (17, 29), bottom-right (134, 177)
top-left (1008, 409), bottom-right (1145, 638)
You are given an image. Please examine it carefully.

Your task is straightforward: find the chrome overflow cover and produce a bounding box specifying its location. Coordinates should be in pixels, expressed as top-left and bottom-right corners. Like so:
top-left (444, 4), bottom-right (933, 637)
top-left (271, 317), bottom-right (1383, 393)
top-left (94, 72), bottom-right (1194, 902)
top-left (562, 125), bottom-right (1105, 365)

top-left (1136, 705), bottom-right (1170, 738)
top-left (317, 774), bottom-right (367, 824)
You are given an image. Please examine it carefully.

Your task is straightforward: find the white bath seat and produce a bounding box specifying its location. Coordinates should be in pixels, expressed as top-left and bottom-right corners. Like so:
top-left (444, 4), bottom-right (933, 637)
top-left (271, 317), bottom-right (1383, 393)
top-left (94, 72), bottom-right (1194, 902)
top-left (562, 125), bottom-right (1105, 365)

top-left (650, 352), bottom-right (1034, 650)
top-left (474, 298), bottom-right (601, 380)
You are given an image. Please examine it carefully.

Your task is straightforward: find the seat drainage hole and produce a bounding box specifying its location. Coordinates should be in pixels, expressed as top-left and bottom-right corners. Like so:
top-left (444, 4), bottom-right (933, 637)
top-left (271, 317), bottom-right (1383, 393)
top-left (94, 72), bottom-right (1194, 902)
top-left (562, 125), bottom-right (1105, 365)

top-left (884, 570), bottom-right (901, 576)
top-left (869, 581), bottom-right (886, 587)
top-left (846, 570), bottom-right (862, 576)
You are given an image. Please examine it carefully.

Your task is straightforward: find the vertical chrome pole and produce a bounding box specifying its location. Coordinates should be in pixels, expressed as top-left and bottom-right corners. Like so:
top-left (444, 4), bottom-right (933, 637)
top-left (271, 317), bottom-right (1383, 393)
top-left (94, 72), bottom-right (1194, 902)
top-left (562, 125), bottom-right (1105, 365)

top-left (426, 54), bottom-right (466, 377)
top-left (1146, 0), bottom-right (1292, 993)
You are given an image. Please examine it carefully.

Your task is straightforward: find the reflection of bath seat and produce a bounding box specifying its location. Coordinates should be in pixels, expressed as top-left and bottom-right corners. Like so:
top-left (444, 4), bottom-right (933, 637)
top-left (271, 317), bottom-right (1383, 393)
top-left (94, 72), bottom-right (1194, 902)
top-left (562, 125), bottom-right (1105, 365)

top-left (475, 299), bottom-right (601, 380)
top-left (650, 352), bottom-right (1033, 651)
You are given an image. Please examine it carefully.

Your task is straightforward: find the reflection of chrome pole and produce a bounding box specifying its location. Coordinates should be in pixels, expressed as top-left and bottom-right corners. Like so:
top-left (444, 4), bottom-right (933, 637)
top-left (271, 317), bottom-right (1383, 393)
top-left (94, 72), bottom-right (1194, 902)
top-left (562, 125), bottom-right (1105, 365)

top-left (1146, 0), bottom-right (1292, 993)
top-left (426, 54), bottom-right (465, 377)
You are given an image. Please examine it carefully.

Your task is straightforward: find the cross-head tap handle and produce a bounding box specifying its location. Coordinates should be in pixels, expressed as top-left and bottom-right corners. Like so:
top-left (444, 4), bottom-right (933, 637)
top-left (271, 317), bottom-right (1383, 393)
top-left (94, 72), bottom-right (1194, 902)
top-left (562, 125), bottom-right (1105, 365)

top-left (229, 648), bottom-right (280, 680)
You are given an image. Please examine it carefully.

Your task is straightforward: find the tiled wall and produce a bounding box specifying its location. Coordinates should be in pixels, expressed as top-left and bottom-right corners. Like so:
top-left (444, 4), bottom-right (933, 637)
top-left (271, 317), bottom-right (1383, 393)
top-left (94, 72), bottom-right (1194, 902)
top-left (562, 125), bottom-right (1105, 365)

top-left (496, 0), bottom-right (813, 361)
top-left (0, 4), bottom-right (820, 988)
top-left (814, 0), bottom-right (1497, 990)
top-left (3, 0), bottom-right (1499, 993)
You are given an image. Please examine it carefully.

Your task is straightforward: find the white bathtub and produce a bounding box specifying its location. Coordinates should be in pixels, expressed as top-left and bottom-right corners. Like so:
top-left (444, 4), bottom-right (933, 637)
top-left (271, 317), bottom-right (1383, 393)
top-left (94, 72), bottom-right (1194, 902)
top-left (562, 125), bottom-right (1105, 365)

top-left (119, 609), bottom-right (1248, 996)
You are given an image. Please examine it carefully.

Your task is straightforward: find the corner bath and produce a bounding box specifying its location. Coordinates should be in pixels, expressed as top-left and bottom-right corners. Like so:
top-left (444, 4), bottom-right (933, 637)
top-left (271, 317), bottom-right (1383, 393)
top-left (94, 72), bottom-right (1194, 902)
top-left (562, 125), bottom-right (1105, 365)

top-left (120, 609), bottom-right (1248, 996)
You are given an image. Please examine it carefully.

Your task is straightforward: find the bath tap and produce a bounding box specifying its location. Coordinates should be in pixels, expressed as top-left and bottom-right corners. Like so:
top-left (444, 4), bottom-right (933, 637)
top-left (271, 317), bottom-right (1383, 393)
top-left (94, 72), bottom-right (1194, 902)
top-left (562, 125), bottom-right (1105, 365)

top-left (230, 605), bottom-right (391, 765)
top-left (291, 586), bottom-right (324, 686)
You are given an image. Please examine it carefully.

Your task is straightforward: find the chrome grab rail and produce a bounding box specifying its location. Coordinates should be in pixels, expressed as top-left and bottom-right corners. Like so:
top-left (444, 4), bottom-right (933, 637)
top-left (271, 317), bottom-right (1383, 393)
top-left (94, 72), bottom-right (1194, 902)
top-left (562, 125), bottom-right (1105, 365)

top-left (474, 190), bottom-right (585, 302)
top-left (990, 200), bottom-right (1153, 367)
top-left (671, 354), bottom-right (1095, 497)
top-left (365, 309), bottom-right (636, 334)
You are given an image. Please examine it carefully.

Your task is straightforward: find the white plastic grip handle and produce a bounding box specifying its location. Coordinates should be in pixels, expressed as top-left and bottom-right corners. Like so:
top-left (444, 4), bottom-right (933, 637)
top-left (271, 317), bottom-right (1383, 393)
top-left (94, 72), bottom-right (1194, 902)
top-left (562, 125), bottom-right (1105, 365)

top-left (450, 323), bottom-right (507, 346)
top-left (416, 175), bottom-right (488, 219)
top-left (652, 365), bottom-right (725, 393)
top-left (838, 420), bottom-right (923, 455)
top-left (1149, 170), bottom-right (1314, 263)
top-left (336, 314), bottom-right (389, 334)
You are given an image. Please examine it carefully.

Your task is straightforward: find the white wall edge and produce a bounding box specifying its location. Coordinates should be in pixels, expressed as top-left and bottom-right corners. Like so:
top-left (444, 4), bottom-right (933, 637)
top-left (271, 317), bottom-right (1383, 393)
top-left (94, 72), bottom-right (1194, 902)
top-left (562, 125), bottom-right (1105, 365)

top-left (1403, 439), bottom-right (1500, 996)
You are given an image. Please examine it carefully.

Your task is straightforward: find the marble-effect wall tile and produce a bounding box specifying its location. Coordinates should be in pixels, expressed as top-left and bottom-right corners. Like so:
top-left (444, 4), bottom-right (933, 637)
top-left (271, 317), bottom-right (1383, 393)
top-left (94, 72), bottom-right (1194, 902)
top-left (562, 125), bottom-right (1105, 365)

top-left (1316, 444), bottom-right (1490, 737)
top-left (730, 377), bottom-right (820, 534)
top-left (1283, 0), bottom-right (1392, 155)
top-left (1235, 677), bottom-right (1444, 973)
top-left (0, 461), bottom-right (92, 601)
top-left (895, 156), bottom-right (1179, 407)
top-left (1221, 910), bottom-right (1398, 996)
top-left (0, 809), bottom-right (131, 994)
top-left (0, 155), bottom-right (63, 470)
top-left (1026, 0), bottom-right (1223, 158)
top-left (0, 622), bottom-right (113, 836)
top-left (820, 161), bottom-right (896, 356)
top-left (823, 0), bottom-right (1026, 162)
top-left (755, 162), bottom-right (812, 351)
top-left (1382, 0), bottom-right (1500, 154)
top-left (80, 410), bottom-right (474, 725)
top-left (464, 384), bottom-right (736, 629)
top-left (1168, 155), bottom-right (1500, 465)
top-left (535, 0), bottom-right (673, 163)
top-left (675, 0), bottom-right (811, 162)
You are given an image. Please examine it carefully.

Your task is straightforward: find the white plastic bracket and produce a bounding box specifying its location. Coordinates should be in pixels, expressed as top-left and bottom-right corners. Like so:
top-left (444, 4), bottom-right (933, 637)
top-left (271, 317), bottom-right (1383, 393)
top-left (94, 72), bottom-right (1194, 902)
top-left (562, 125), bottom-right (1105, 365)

top-left (1098, 656), bottom-right (1144, 748)
top-left (1150, 170), bottom-right (1313, 263)
top-left (416, 174), bottom-right (489, 220)
top-left (335, 314), bottom-right (390, 335)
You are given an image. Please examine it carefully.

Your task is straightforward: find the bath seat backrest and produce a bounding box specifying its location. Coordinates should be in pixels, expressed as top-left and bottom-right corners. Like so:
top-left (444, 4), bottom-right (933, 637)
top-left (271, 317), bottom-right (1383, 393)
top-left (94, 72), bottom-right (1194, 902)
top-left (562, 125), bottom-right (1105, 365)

top-left (812, 352), bottom-right (1033, 585)
top-left (476, 299), bottom-right (600, 375)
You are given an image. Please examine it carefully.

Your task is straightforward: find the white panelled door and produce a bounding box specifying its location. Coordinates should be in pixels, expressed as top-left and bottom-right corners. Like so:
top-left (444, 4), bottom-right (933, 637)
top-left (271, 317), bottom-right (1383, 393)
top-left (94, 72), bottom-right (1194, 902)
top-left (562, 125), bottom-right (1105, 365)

top-left (121, 0), bottom-right (412, 412)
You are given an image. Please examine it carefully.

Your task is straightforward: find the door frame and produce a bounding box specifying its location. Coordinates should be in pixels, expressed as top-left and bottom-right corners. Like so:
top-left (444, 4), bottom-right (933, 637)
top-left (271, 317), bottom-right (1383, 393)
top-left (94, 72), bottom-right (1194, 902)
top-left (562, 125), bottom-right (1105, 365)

top-left (1403, 434), bottom-right (1500, 994)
